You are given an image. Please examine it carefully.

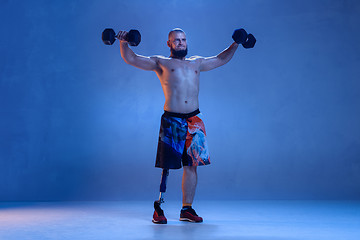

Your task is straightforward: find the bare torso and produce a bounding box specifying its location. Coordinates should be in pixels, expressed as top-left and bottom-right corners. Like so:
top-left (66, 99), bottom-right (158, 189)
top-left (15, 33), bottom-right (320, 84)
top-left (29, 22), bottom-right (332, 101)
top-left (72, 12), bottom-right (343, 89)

top-left (119, 30), bottom-right (239, 114)
top-left (153, 56), bottom-right (201, 114)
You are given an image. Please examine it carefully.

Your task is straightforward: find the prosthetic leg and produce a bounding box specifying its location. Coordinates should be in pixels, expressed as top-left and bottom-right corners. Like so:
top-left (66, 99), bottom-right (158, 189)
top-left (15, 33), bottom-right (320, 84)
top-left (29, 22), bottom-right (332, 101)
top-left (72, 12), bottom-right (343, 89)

top-left (153, 168), bottom-right (169, 224)
top-left (157, 168), bottom-right (169, 204)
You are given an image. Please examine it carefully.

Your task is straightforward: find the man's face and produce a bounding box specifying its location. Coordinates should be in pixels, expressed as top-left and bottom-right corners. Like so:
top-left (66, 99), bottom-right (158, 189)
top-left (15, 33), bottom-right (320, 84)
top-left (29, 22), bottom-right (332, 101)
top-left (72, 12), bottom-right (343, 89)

top-left (167, 32), bottom-right (188, 58)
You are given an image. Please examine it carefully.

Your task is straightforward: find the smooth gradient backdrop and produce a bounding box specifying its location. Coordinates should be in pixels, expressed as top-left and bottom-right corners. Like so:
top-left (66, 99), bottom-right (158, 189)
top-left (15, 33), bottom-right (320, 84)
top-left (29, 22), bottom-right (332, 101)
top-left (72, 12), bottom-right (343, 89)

top-left (1, 0), bottom-right (360, 201)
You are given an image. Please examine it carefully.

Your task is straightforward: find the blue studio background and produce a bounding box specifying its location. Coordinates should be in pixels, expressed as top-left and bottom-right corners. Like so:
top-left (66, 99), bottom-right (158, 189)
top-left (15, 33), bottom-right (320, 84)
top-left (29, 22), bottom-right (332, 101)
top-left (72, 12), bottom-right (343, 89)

top-left (0, 0), bottom-right (359, 201)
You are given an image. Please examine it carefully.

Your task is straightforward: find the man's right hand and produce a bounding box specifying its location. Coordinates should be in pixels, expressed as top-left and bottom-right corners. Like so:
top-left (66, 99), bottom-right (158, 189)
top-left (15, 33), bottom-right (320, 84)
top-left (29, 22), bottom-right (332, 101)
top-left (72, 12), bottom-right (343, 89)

top-left (116, 31), bottom-right (128, 42)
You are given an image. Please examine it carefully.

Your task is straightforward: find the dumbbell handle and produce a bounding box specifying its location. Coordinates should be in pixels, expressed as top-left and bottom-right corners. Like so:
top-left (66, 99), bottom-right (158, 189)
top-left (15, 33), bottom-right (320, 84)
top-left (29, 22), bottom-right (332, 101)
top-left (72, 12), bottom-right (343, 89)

top-left (115, 31), bottom-right (127, 41)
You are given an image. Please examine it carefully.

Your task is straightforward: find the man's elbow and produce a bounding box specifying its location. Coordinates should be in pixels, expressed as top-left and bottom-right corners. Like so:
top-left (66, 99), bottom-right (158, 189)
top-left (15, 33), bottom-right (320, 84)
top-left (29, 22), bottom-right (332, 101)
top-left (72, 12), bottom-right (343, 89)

top-left (122, 55), bottom-right (135, 65)
top-left (215, 56), bottom-right (228, 67)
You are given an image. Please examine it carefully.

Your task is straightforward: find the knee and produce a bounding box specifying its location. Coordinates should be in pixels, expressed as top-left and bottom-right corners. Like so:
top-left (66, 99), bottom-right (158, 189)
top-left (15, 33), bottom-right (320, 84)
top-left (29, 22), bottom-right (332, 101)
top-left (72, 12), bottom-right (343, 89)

top-left (184, 166), bottom-right (197, 174)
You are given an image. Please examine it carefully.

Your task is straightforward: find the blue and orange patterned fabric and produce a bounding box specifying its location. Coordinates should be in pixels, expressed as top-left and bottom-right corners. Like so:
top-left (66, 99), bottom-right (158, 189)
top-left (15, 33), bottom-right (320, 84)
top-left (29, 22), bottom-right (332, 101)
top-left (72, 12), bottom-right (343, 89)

top-left (155, 109), bottom-right (210, 169)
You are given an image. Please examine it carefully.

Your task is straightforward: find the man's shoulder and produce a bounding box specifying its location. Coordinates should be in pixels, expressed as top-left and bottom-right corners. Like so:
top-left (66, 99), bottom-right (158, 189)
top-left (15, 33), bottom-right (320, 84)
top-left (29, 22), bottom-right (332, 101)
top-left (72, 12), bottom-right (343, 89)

top-left (187, 56), bottom-right (204, 63)
top-left (150, 55), bottom-right (170, 60)
top-left (188, 55), bottom-right (204, 60)
top-left (188, 55), bottom-right (203, 59)
top-left (150, 55), bottom-right (204, 61)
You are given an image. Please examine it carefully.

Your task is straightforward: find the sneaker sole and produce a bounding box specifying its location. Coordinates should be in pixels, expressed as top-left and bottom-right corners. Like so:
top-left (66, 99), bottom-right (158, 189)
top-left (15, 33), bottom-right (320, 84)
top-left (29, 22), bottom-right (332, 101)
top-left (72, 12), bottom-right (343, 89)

top-left (179, 217), bottom-right (202, 223)
top-left (152, 219), bottom-right (167, 224)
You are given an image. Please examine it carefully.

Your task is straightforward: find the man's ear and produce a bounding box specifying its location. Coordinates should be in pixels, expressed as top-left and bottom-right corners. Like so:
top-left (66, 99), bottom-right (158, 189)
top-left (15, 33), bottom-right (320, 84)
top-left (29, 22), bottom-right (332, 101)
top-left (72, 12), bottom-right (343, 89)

top-left (167, 40), bottom-right (171, 48)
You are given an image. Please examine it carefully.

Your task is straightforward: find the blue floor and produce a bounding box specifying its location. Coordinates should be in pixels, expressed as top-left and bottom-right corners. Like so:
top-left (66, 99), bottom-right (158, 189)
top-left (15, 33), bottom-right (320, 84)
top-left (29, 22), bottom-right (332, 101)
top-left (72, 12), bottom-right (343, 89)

top-left (0, 201), bottom-right (359, 240)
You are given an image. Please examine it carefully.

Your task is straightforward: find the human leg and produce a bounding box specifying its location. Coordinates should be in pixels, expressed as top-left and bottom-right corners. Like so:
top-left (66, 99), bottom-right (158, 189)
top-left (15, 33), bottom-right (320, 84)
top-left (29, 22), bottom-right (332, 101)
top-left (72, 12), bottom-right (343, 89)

top-left (182, 166), bottom-right (197, 205)
top-left (180, 165), bottom-right (203, 222)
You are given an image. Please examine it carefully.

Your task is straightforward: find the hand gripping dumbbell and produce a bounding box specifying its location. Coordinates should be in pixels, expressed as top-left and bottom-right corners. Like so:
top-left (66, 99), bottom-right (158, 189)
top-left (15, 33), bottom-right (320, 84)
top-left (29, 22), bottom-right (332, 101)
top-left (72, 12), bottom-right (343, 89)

top-left (102, 28), bottom-right (141, 46)
top-left (232, 28), bottom-right (256, 49)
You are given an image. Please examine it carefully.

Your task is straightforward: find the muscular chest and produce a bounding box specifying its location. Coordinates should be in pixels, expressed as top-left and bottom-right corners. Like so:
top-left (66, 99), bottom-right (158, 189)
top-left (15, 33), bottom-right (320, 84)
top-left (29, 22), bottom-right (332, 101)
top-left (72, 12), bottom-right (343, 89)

top-left (160, 59), bottom-right (200, 83)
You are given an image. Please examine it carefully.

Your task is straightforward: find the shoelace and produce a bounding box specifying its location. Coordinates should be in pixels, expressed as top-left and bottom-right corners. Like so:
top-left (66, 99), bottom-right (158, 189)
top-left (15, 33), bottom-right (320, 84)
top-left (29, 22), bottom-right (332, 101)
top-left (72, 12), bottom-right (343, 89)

top-left (154, 205), bottom-right (164, 216)
top-left (156, 209), bottom-right (164, 216)
top-left (183, 207), bottom-right (198, 216)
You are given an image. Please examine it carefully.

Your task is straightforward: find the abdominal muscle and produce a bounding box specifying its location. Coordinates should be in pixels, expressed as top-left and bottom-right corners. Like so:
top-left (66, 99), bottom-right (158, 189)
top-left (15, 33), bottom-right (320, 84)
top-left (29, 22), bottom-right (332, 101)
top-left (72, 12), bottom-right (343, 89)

top-left (163, 92), bottom-right (199, 114)
top-left (161, 77), bottom-right (200, 113)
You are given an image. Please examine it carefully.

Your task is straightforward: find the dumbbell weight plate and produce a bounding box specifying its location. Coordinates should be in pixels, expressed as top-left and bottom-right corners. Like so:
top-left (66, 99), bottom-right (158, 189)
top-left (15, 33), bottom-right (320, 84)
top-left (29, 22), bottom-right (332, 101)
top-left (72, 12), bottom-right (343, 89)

top-left (127, 29), bottom-right (141, 46)
top-left (102, 28), bottom-right (116, 45)
top-left (242, 34), bottom-right (256, 49)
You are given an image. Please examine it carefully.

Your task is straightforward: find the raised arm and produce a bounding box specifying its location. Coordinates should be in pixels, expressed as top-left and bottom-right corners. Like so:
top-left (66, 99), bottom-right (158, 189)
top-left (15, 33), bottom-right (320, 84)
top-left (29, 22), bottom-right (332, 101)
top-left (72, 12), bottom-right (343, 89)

top-left (118, 31), bottom-right (160, 71)
top-left (199, 42), bottom-right (239, 72)
top-left (199, 28), bottom-right (256, 71)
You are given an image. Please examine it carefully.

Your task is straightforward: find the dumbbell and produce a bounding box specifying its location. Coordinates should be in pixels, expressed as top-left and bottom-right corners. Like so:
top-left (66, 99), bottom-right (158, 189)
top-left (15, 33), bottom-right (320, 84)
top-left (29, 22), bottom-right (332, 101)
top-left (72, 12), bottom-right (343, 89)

top-left (102, 28), bottom-right (141, 46)
top-left (232, 28), bottom-right (256, 49)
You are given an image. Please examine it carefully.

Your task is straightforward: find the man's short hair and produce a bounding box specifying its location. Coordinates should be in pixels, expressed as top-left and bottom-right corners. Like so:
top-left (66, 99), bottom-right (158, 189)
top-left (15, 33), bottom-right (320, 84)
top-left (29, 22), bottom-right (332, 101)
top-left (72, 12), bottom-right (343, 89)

top-left (168, 28), bottom-right (186, 39)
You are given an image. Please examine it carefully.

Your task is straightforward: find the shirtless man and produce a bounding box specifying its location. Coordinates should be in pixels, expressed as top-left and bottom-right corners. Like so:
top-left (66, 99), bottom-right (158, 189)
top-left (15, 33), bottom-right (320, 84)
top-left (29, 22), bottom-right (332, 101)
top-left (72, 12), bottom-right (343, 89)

top-left (116, 28), bottom-right (255, 224)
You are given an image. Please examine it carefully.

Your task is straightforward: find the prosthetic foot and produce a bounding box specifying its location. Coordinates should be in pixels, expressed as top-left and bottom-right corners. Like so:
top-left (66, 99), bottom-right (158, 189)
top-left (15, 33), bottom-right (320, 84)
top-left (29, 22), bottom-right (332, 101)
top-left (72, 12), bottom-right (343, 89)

top-left (152, 169), bottom-right (169, 224)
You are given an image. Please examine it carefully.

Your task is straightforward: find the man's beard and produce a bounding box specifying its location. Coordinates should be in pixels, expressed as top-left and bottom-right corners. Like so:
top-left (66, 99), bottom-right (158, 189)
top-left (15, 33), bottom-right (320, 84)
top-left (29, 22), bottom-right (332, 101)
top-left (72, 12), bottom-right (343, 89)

top-left (170, 47), bottom-right (188, 59)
